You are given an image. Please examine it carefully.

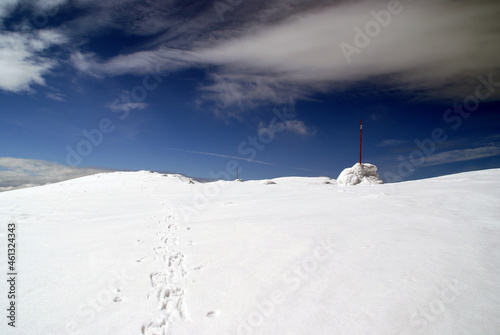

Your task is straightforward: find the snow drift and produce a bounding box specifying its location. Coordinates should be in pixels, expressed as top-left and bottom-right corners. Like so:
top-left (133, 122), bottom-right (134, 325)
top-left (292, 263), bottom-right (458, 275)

top-left (337, 162), bottom-right (383, 186)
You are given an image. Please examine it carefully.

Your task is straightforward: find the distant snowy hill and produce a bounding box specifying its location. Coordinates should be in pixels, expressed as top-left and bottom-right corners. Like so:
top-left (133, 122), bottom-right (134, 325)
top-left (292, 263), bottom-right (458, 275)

top-left (1, 169), bottom-right (499, 335)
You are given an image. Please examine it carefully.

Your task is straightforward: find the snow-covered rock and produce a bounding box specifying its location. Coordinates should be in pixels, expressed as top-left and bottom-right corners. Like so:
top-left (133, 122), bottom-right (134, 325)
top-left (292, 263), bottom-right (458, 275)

top-left (337, 162), bottom-right (383, 186)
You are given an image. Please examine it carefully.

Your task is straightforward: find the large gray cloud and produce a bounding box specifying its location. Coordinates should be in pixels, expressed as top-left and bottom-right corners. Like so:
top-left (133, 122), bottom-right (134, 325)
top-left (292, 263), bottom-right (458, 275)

top-left (0, 157), bottom-right (113, 192)
top-left (2, 0), bottom-right (500, 110)
top-left (68, 0), bottom-right (500, 110)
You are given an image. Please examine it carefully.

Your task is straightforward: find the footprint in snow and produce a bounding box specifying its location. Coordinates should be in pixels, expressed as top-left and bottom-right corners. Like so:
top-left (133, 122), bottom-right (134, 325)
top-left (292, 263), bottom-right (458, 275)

top-left (113, 288), bottom-right (123, 302)
top-left (207, 310), bottom-right (220, 318)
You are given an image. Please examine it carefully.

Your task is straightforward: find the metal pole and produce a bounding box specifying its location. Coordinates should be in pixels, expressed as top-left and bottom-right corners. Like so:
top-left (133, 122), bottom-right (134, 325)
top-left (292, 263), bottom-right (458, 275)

top-left (359, 119), bottom-right (362, 164)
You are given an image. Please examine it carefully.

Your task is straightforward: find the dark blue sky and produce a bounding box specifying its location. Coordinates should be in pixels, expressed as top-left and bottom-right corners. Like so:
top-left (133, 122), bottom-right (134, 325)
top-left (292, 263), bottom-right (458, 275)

top-left (0, 0), bottom-right (499, 186)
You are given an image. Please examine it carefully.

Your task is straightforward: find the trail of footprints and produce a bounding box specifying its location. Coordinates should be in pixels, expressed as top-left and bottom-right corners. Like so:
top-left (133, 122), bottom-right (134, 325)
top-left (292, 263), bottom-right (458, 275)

top-left (142, 205), bottom-right (188, 335)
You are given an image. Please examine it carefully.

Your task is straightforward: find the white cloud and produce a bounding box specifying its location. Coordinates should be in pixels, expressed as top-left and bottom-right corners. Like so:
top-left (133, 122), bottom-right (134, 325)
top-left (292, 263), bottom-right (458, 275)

top-left (0, 157), bottom-right (113, 192)
top-left (284, 120), bottom-right (315, 136)
top-left (51, 0), bottom-right (182, 42)
top-left (0, 32), bottom-right (56, 93)
top-left (424, 146), bottom-right (500, 167)
top-left (107, 102), bottom-right (148, 112)
top-left (36, 29), bottom-right (68, 45)
top-left (0, 0), bottom-right (18, 20)
top-left (377, 139), bottom-right (408, 147)
top-left (46, 90), bottom-right (66, 101)
top-left (258, 115), bottom-right (315, 136)
top-left (71, 0), bottom-right (500, 110)
top-left (0, 0), bottom-right (69, 93)
top-left (275, 120), bottom-right (316, 136)
top-left (0, 24), bottom-right (66, 93)
top-left (4, 0), bottom-right (498, 110)
top-left (33, 0), bottom-right (67, 12)
top-left (196, 0), bottom-right (500, 105)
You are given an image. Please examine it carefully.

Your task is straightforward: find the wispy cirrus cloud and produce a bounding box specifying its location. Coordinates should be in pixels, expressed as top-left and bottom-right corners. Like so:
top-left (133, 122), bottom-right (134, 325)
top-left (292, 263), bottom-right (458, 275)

top-left (377, 139), bottom-right (408, 147)
top-left (259, 119), bottom-right (316, 136)
top-left (46, 90), bottom-right (66, 101)
top-left (280, 120), bottom-right (316, 136)
top-left (0, 0), bottom-right (182, 92)
top-left (424, 146), bottom-right (500, 167)
top-left (3, 0), bottom-right (500, 113)
top-left (68, 0), bottom-right (500, 112)
top-left (106, 101), bottom-right (148, 112)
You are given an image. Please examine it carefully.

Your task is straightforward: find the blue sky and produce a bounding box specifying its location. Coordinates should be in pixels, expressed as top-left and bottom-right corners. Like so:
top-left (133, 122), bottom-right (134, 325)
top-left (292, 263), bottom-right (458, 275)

top-left (0, 0), bottom-right (499, 188)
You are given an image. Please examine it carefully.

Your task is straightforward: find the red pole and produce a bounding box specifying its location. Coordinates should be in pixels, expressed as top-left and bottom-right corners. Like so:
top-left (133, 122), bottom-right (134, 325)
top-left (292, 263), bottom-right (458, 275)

top-left (359, 119), bottom-right (362, 164)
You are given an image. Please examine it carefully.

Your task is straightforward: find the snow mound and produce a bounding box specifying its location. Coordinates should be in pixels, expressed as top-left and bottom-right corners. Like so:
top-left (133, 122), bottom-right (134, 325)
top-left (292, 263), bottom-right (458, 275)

top-left (337, 163), bottom-right (383, 186)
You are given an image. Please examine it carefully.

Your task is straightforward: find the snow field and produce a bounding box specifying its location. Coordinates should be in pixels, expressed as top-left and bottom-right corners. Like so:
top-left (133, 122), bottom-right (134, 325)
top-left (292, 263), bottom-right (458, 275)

top-left (0, 169), bottom-right (499, 335)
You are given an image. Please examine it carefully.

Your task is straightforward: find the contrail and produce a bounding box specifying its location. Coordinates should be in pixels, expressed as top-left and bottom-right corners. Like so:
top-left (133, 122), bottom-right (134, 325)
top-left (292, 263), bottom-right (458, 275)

top-left (165, 147), bottom-right (275, 166)
top-left (291, 167), bottom-right (316, 172)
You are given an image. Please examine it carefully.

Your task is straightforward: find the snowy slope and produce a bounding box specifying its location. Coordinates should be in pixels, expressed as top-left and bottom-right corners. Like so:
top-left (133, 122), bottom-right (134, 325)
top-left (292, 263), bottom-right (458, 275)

top-left (1, 169), bottom-right (499, 335)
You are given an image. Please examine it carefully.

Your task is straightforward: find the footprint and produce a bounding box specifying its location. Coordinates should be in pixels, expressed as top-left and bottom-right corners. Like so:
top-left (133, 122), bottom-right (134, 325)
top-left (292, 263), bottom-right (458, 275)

top-left (112, 288), bottom-right (122, 302)
top-left (168, 223), bottom-right (179, 231)
top-left (207, 310), bottom-right (220, 318)
top-left (142, 316), bottom-right (167, 335)
top-left (194, 265), bottom-right (204, 271)
top-left (143, 201), bottom-right (189, 333)
top-left (168, 252), bottom-right (185, 270)
top-left (150, 272), bottom-right (169, 287)
top-left (170, 237), bottom-right (179, 245)
top-left (159, 287), bottom-right (186, 316)
top-left (154, 246), bottom-right (168, 255)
